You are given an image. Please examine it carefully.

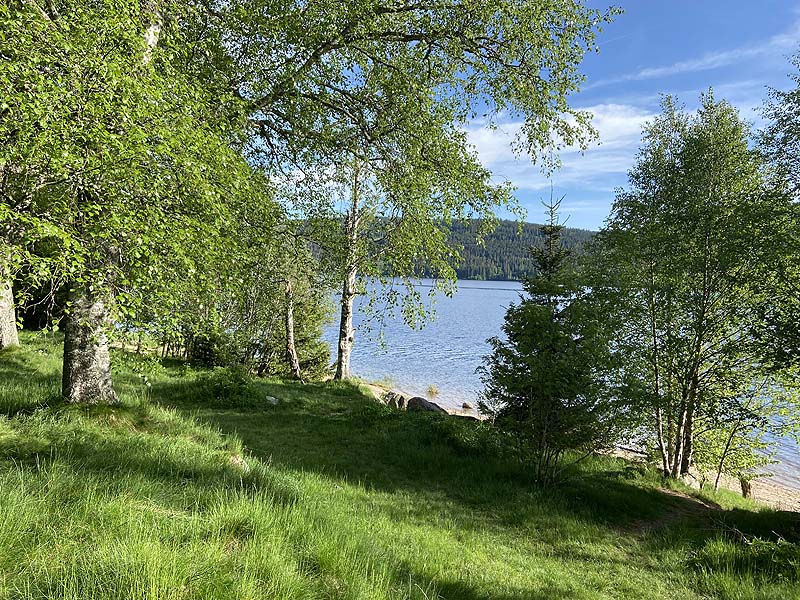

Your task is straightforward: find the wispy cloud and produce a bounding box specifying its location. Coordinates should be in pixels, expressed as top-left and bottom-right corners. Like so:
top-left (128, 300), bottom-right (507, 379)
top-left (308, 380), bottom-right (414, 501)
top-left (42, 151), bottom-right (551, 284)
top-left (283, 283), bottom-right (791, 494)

top-left (586, 18), bottom-right (800, 90)
top-left (466, 103), bottom-right (656, 192)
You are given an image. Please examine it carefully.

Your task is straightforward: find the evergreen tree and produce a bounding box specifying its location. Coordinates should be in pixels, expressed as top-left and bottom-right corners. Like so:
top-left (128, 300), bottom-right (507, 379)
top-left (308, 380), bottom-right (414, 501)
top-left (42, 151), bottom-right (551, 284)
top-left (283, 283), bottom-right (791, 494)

top-left (480, 198), bottom-right (618, 485)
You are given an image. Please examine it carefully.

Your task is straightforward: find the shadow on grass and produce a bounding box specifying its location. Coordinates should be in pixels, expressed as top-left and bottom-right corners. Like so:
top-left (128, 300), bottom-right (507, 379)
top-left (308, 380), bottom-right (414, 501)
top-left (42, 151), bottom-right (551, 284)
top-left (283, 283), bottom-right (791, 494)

top-left (0, 344), bottom-right (300, 510)
top-left (0, 349), bottom-right (61, 415)
top-left (0, 402), bottom-right (303, 513)
top-left (3, 341), bottom-right (797, 548)
top-left (151, 373), bottom-right (800, 547)
top-left (433, 579), bottom-right (578, 600)
top-left (3, 343), bottom-right (799, 599)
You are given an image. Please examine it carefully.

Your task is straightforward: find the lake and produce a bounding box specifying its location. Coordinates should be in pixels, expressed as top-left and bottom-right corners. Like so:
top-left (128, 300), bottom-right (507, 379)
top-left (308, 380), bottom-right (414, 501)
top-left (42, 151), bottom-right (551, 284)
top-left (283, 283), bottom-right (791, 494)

top-left (323, 279), bottom-right (800, 490)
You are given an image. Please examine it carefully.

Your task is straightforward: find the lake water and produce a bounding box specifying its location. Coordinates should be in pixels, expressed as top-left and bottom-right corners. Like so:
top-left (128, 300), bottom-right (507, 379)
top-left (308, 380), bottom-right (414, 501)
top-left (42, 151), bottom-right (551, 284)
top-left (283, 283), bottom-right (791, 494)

top-left (323, 279), bottom-right (521, 409)
top-left (323, 279), bottom-right (800, 490)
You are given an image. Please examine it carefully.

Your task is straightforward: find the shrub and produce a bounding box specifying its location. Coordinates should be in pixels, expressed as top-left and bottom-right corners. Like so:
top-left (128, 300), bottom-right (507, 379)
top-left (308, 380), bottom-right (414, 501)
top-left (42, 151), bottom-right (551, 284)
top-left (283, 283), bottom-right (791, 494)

top-left (197, 367), bottom-right (260, 407)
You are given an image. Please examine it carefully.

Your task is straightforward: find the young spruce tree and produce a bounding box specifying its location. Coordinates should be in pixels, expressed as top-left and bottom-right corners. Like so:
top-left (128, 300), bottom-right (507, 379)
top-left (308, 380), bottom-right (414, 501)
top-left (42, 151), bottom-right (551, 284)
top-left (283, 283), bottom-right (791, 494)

top-left (480, 199), bottom-right (617, 485)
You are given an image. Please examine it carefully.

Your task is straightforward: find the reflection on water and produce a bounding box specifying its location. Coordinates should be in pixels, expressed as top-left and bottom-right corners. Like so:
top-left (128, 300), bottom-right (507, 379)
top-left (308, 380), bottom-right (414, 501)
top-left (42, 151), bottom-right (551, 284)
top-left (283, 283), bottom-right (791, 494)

top-left (323, 279), bottom-right (800, 490)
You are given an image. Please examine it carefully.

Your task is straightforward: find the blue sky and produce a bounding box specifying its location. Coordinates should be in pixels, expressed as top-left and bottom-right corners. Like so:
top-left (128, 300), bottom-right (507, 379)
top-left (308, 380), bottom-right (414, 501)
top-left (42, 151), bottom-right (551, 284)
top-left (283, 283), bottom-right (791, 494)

top-left (467, 0), bottom-right (800, 230)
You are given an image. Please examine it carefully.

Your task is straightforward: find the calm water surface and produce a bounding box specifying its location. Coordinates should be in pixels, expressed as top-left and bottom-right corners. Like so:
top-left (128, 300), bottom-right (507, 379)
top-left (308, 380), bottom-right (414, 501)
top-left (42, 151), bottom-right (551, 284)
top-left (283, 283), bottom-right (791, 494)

top-left (323, 279), bottom-right (800, 490)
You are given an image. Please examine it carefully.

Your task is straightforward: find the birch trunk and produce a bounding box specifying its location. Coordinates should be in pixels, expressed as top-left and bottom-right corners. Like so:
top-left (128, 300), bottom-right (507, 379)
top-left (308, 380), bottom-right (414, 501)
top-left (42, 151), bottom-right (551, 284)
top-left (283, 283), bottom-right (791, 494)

top-left (142, 1), bottom-right (162, 65)
top-left (680, 401), bottom-right (695, 475)
top-left (334, 168), bottom-right (361, 381)
top-left (655, 407), bottom-right (671, 477)
top-left (284, 280), bottom-right (302, 380)
top-left (59, 3), bottom-right (161, 402)
top-left (334, 265), bottom-right (357, 380)
top-left (0, 244), bottom-right (19, 348)
top-left (61, 283), bottom-right (118, 404)
top-left (671, 398), bottom-right (688, 478)
top-left (0, 275), bottom-right (19, 350)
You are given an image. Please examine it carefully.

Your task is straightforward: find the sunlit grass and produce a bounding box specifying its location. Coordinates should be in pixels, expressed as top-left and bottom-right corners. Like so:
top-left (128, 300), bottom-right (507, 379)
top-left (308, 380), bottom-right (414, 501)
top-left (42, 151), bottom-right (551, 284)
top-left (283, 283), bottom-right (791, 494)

top-left (0, 331), bottom-right (796, 599)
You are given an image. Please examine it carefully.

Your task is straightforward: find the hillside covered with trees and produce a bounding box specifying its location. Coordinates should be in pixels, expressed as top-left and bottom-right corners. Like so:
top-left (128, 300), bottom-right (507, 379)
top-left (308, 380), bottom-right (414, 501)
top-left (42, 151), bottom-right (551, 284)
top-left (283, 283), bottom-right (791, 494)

top-left (447, 219), bottom-right (594, 280)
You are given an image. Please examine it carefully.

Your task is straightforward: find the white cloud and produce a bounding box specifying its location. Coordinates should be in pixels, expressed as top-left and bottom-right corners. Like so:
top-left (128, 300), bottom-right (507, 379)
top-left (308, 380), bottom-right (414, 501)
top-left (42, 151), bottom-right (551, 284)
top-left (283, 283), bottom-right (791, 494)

top-left (464, 120), bottom-right (524, 167)
top-left (466, 103), bottom-right (656, 192)
top-left (587, 18), bottom-right (800, 90)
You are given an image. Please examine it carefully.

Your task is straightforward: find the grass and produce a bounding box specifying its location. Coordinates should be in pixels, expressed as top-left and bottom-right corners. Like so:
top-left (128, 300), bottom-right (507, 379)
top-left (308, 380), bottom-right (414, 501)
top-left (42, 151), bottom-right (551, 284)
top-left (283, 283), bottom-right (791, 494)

top-left (0, 331), bottom-right (799, 599)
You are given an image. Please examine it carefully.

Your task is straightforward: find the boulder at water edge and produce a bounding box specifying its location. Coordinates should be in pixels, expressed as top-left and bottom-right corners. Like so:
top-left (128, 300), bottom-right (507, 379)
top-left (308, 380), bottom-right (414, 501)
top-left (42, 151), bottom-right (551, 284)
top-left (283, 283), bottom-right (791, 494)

top-left (407, 396), bottom-right (447, 413)
top-left (382, 391), bottom-right (407, 409)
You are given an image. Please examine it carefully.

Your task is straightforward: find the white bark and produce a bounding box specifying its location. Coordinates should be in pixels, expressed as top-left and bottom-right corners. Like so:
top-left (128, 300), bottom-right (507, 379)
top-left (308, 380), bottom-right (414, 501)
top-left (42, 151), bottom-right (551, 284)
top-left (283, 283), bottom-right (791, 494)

top-left (142, 1), bottom-right (162, 65)
top-left (334, 169), bottom-right (361, 380)
top-left (0, 276), bottom-right (19, 350)
top-left (335, 265), bottom-right (357, 380)
top-left (284, 280), bottom-right (302, 380)
top-left (61, 284), bottom-right (118, 404)
top-left (0, 246), bottom-right (19, 348)
top-left (143, 22), bottom-right (161, 65)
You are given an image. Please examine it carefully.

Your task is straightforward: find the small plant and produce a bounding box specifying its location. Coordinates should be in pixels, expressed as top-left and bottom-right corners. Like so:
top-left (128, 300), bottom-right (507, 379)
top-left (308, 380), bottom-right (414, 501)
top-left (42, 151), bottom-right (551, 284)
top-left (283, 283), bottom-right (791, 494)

top-left (198, 366), bottom-right (256, 406)
top-left (426, 384), bottom-right (439, 399)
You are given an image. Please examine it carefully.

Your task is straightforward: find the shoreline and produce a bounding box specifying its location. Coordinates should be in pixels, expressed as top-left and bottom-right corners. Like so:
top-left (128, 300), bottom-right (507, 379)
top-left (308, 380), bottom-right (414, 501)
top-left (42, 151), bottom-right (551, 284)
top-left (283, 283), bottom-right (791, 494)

top-left (614, 448), bottom-right (800, 512)
top-left (362, 381), bottom-right (487, 419)
top-left (718, 472), bottom-right (800, 512)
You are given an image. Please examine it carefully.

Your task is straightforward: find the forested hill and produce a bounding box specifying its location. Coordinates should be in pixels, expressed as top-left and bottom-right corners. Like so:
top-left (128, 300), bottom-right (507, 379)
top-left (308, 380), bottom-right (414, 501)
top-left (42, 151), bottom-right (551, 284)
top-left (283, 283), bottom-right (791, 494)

top-left (447, 219), bottom-right (595, 281)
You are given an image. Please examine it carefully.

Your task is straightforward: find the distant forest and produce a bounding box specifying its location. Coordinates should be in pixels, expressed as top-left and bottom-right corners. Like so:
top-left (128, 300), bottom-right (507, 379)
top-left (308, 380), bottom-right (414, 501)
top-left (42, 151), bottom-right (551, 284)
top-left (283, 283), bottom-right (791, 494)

top-left (446, 219), bottom-right (595, 281)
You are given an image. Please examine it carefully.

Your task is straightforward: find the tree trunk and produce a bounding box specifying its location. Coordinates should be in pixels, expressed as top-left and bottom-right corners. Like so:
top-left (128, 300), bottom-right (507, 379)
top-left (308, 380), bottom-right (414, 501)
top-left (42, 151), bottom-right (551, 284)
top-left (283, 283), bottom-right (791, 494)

top-left (334, 166), bottom-right (361, 381)
top-left (59, 5), bottom-right (162, 402)
top-left (671, 396), bottom-right (688, 478)
top-left (0, 274), bottom-right (19, 350)
top-left (335, 265), bottom-right (357, 380)
top-left (680, 371), bottom-right (699, 476)
top-left (680, 404), bottom-right (695, 476)
top-left (655, 406), bottom-right (672, 477)
top-left (61, 283), bottom-right (118, 404)
top-left (142, 0), bottom-right (162, 65)
top-left (739, 477), bottom-right (752, 499)
top-left (284, 280), bottom-right (302, 380)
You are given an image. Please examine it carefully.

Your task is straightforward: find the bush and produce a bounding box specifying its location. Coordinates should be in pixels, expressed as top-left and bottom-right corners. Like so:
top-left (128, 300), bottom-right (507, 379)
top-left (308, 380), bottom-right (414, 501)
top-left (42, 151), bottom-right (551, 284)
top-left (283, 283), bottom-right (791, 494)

top-left (189, 330), bottom-right (243, 368)
top-left (112, 350), bottom-right (165, 380)
top-left (197, 367), bottom-right (261, 407)
top-left (428, 417), bottom-right (513, 458)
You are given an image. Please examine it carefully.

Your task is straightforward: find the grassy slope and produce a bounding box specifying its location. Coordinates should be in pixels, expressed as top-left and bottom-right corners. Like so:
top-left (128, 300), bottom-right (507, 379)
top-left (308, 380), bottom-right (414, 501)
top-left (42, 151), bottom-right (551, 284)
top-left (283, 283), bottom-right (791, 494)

top-left (0, 333), bottom-right (798, 600)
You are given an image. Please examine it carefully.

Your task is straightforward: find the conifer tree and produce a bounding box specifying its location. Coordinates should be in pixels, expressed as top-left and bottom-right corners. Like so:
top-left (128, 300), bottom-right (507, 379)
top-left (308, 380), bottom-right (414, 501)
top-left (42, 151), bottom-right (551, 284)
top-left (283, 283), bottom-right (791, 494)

top-left (480, 198), bottom-right (617, 485)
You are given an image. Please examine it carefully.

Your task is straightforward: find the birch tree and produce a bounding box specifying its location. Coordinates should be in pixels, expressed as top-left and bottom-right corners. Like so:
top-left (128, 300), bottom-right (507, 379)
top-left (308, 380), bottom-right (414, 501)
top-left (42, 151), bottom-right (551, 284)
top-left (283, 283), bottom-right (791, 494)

top-left (593, 93), bottom-right (799, 478)
top-left (3, 0), bottom-right (619, 400)
top-left (227, 0), bottom-right (620, 380)
top-left (1, 0), bottom-right (250, 402)
top-left (758, 50), bottom-right (800, 369)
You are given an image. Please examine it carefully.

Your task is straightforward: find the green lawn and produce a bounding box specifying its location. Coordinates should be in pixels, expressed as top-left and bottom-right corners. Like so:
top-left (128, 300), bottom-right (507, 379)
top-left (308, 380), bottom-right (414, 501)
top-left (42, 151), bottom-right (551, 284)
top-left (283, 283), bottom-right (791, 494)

top-left (0, 332), bottom-right (798, 599)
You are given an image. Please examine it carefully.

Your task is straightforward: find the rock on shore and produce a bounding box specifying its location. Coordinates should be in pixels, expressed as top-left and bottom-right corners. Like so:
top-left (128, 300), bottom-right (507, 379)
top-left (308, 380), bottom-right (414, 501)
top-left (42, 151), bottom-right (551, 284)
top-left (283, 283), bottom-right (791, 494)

top-left (407, 396), bottom-right (447, 413)
top-left (380, 391), bottom-right (446, 413)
